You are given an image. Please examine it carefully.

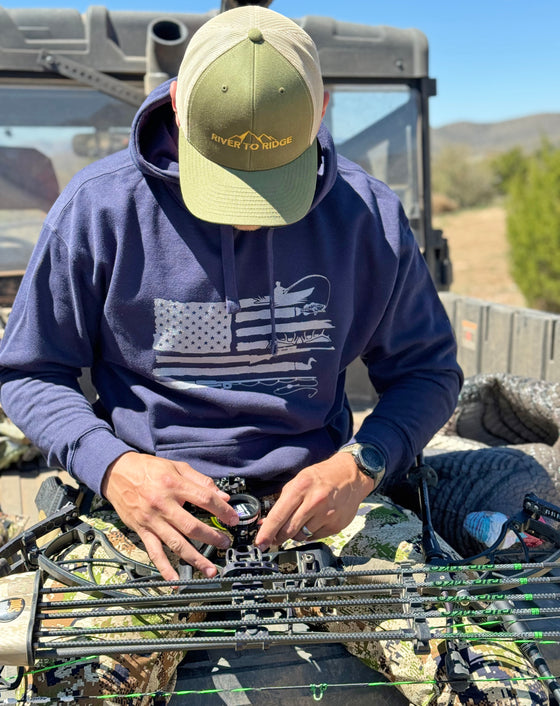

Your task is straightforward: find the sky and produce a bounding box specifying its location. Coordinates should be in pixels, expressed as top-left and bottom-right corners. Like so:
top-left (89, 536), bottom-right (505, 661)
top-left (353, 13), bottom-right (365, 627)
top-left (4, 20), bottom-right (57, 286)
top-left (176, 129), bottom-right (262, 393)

top-left (3, 0), bottom-right (559, 127)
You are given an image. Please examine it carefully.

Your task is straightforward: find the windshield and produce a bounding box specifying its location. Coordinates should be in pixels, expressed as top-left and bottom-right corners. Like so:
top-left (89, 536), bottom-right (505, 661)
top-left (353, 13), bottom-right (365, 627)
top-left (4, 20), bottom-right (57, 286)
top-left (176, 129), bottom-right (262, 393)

top-left (0, 85), bottom-right (136, 272)
top-left (0, 82), bottom-right (421, 274)
top-left (325, 83), bottom-right (420, 227)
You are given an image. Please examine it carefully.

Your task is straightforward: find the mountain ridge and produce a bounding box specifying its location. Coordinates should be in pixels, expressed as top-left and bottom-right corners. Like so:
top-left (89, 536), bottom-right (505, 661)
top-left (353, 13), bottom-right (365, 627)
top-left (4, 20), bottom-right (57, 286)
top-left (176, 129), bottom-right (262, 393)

top-left (431, 112), bottom-right (560, 156)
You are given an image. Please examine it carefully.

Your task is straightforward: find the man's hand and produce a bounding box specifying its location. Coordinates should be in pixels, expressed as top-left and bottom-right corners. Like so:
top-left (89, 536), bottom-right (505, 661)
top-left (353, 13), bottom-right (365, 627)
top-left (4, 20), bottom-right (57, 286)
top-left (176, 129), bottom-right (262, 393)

top-left (101, 452), bottom-right (239, 581)
top-left (254, 452), bottom-right (375, 548)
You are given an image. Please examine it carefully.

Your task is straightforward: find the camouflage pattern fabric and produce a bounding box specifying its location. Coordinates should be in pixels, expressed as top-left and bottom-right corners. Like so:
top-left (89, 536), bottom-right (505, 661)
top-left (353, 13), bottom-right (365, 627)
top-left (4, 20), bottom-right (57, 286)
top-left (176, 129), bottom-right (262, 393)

top-left (0, 492), bottom-right (549, 705)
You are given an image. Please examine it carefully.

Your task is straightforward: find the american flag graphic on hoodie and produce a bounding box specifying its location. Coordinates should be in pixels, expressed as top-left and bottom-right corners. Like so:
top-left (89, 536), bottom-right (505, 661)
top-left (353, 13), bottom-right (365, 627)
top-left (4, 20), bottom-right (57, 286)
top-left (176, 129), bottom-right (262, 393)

top-left (152, 275), bottom-right (334, 397)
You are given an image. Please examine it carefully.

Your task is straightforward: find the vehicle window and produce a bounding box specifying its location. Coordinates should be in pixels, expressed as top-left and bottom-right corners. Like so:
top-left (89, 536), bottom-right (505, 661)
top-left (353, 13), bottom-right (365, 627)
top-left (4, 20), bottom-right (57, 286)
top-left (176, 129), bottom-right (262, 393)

top-left (324, 84), bottom-right (420, 224)
top-left (0, 83), bottom-right (421, 273)
top-left (0, 86), bottom-right (135, 271)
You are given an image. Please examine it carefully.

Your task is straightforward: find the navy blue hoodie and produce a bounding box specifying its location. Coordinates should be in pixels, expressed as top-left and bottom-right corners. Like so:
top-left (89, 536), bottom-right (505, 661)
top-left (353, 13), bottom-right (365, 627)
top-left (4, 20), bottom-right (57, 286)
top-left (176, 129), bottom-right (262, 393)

top-left (0, 80), bottom-right (462, 496)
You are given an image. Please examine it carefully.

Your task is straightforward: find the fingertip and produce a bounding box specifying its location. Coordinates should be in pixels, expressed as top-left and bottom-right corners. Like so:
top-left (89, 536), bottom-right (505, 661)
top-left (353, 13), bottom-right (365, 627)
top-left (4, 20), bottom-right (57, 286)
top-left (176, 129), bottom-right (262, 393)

top-left (160, 567), bottom-right (179, 582)
top-left (254, 530), bottom-right (269, 549)
top-left (219, 506), bottom-right (239, 526)
top-left (216, 533), bottom-right (232, 550)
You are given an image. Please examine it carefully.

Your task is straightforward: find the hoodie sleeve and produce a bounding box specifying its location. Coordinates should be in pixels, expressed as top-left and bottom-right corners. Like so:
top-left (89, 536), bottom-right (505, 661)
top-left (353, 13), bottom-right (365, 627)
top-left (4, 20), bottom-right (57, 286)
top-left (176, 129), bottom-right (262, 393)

top-left (0, 219), bottom-right (136, 496)
top-left (352, 204), bottom-right (463, 479)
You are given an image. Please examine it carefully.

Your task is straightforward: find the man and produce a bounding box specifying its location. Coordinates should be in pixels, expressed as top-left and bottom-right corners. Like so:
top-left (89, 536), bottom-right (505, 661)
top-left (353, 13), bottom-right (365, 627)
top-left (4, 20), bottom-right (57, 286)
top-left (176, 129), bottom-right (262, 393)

top-left (0, 4), bottom-right (460, 574)
top-left (0, 6), bottom-right (482, 704)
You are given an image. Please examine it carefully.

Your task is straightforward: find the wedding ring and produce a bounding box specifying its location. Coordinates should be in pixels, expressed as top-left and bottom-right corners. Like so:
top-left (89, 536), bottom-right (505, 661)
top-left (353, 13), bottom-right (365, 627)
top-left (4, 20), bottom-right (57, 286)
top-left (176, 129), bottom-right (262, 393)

top-left (301, 525), bottom-right (313, 538)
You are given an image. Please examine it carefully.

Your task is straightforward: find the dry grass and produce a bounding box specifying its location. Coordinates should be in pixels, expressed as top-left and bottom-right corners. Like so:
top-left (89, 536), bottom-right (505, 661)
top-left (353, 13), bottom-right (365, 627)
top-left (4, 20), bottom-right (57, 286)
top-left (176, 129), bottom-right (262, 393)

top-left (435, 205), bottom-right (526, 307)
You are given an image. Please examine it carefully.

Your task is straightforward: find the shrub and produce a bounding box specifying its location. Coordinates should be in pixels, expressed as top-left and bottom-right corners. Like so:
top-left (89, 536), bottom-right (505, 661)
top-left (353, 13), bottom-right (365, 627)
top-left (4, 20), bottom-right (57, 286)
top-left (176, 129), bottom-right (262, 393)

top-left (491, 147), bottom-right (529, 195)
top-left (432, 192), bottom-right (459, 215)
top-left (506, 143), bottom-right (560, 312)
top-left (432, 145), bottom-right (496, 209)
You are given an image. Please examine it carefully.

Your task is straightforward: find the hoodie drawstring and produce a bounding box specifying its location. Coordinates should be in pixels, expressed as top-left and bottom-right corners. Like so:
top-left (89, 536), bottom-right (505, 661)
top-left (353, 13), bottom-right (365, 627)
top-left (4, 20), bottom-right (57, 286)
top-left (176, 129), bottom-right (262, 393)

top-left (266, 228), bottom-right (278, 356)
top-left (220, 225), bottom-right (240, 315)
top-left (220, 225), bottom-right (278, 356)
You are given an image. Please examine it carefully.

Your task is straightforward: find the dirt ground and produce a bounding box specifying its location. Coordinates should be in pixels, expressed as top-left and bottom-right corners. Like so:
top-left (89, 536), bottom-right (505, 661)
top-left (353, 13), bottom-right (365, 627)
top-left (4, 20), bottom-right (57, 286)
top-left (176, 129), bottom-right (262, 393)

top-left (434, 205), bottom-right (526, 307)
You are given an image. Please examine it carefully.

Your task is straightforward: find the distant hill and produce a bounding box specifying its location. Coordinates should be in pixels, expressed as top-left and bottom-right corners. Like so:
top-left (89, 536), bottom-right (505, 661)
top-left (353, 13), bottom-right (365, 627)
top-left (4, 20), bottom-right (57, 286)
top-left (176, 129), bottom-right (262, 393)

top-left (431, 113), bottom-right (560, 157)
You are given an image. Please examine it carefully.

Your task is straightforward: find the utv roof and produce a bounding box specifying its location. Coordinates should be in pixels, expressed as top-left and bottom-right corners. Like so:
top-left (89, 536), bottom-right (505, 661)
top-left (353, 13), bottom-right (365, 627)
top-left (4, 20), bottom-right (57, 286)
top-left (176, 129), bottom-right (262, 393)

top-left (0, 6), bottom-right (430, 83)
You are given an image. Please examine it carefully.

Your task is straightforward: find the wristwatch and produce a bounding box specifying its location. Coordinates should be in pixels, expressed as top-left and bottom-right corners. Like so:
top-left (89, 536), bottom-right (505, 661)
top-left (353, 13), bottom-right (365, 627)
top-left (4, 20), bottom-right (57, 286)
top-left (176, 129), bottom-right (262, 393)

top-left (339, 443), bottom-right (386, 487)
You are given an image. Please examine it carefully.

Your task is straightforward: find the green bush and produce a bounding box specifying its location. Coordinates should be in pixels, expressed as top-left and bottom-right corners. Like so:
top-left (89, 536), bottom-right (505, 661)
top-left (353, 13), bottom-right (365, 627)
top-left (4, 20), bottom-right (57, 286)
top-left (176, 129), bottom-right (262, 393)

top-left (506, 143), bottom-right (560, 312)
top-left (490, 147), bottom-right (529, 195)
top-left (432, 145), bottom-right (496, 209)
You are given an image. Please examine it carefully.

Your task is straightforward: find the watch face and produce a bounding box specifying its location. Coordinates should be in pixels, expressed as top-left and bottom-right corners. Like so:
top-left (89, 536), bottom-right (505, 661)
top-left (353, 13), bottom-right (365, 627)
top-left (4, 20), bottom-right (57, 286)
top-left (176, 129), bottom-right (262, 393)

top-left (358, 445), bottom-right (385, 475)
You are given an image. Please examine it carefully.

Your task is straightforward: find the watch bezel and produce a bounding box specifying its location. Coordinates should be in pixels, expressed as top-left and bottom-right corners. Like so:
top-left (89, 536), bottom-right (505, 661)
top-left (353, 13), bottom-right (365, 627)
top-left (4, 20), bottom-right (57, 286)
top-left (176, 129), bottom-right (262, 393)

top-left (341, 443), bottom-right (386, 483)
top-left (356, 444), bottom-right (385, 476)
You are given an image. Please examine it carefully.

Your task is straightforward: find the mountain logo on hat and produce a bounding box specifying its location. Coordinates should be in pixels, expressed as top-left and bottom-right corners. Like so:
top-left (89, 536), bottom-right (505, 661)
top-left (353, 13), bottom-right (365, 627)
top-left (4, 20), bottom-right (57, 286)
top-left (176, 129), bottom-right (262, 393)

top-left (211, 130), bottom-right (294, 152)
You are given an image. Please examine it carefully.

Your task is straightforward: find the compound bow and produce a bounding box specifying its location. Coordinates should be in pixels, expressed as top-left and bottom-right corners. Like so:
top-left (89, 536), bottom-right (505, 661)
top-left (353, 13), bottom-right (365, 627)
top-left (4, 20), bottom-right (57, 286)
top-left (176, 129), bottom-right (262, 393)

top-left (1, 470), bottom-right (560, 703)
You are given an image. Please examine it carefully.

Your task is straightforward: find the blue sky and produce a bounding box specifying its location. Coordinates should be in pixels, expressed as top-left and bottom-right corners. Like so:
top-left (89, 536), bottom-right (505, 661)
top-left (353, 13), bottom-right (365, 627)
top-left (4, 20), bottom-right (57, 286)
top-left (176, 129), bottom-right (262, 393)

top-left (4, 0), bottom-right (559, 127)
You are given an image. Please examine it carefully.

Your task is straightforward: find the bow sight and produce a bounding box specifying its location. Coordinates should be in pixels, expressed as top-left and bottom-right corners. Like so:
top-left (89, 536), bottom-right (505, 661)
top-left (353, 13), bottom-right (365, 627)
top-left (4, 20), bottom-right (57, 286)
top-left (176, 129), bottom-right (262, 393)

top-left (218, 475), bottom-right (263, 549)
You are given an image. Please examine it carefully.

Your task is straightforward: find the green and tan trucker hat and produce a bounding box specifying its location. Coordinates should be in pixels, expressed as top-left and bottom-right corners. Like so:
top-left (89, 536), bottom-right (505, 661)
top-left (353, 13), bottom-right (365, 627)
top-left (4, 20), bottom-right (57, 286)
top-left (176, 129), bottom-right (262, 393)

top-left (174, 5), bottom-right (324, 226)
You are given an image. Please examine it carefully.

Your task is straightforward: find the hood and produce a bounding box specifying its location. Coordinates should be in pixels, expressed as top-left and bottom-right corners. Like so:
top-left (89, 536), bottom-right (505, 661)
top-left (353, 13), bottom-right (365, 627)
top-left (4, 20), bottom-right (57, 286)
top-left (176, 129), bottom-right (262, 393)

top-left (129, 78), bottom-right (338, 217)
top-left (128, 79), bottom-right (339, 356)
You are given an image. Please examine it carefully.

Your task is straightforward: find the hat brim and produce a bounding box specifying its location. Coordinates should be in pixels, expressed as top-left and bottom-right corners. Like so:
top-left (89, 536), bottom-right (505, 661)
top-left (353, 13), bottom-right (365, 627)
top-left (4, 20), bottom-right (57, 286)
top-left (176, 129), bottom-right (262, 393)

top-left (178, 130), bottom-right (318, 227)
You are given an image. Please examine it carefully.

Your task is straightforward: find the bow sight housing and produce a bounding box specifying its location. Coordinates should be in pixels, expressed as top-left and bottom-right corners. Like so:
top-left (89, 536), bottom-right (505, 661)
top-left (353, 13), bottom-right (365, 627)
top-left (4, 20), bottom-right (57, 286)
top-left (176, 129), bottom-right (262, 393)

top-left (225, 493), bottom-right (262, 547)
